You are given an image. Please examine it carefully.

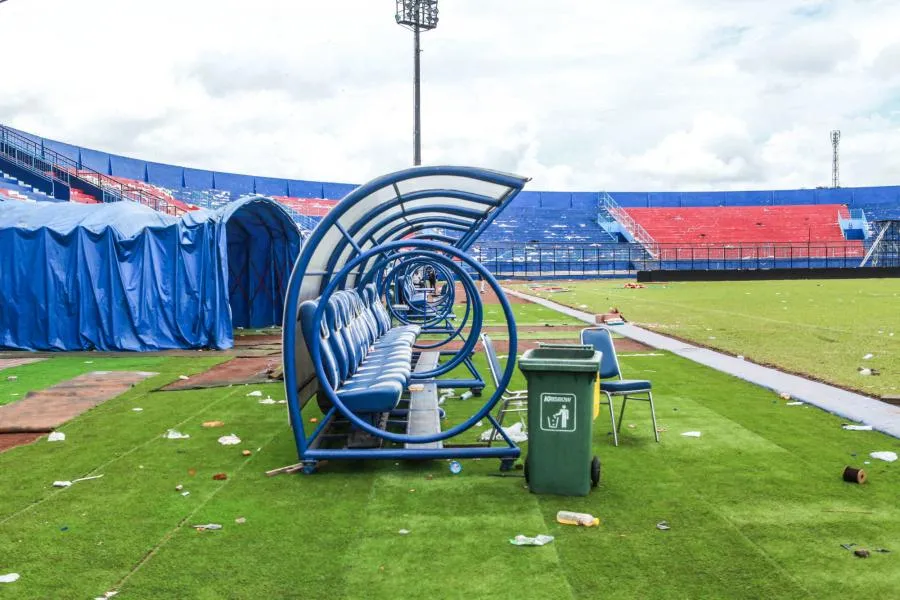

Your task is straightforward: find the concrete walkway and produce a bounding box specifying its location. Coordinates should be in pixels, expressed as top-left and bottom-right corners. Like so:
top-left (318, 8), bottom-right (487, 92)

top-left (505, 287), bottom-right (900, 439)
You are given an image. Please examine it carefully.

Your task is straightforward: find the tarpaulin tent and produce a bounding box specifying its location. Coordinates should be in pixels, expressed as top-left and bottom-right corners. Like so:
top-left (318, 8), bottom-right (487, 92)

top-left (0, 197), bottom-right (300, 351)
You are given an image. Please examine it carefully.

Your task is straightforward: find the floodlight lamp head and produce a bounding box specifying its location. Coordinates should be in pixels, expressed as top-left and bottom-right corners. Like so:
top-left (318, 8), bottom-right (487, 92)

top-left (395, 0), bottom-right (439, 31)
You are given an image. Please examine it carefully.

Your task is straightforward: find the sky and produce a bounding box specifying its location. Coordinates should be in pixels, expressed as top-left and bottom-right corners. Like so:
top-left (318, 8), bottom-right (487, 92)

top-left (1, 0), bottom-right (899, 191)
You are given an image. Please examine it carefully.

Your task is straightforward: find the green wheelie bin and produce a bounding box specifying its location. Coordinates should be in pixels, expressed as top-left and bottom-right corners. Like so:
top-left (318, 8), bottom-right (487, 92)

top-left (518, 344), bottom-right (602, 496)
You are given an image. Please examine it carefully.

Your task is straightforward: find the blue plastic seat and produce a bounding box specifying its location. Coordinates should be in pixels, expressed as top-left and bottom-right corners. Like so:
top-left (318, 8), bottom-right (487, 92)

top-left (299, 286), bottom-right (421, 415)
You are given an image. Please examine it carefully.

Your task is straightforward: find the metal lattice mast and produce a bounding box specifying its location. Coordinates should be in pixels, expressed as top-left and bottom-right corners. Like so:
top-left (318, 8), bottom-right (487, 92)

top-left (831, 130), bottom-right (841, 188)
top-left (396, 1), bottom-right (439, 166)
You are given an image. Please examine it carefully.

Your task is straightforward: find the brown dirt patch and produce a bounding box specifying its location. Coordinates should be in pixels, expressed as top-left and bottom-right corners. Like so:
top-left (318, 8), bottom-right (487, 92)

top-left (0, 432), bottom-right (43, 453)
top-left (0, 358), bottom-right (46, 371)
top-left (160, 357), bottom-right (281, 391)
top-left (452, 282), bottom-right (529, 305)
top-left (233, 334), bottom-right (282, 347)
top-left (0, 371), bottom-right (157, 433)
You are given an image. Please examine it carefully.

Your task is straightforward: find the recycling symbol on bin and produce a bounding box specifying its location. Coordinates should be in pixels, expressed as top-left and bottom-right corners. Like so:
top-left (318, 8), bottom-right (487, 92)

top-left (540, 393), bottom-right (576, 432)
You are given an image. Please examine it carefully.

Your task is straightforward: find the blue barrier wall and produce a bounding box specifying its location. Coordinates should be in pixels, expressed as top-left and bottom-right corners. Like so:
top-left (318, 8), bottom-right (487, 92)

top-left (7, 126), bottom-right (900, 213)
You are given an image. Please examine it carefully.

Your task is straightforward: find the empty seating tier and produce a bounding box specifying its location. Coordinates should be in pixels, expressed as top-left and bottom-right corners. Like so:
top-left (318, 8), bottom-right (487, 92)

top-left (625, 204), bottom-right (865, 259)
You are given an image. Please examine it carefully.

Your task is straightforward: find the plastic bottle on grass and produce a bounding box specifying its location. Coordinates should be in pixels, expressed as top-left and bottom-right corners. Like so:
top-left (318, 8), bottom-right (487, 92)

top-left (556, 511), bottom-right (600, 527)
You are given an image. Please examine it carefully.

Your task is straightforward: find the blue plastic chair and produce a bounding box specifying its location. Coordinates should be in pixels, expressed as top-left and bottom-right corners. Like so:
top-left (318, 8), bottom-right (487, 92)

top-left (580, 327), bottom-right (660, 444)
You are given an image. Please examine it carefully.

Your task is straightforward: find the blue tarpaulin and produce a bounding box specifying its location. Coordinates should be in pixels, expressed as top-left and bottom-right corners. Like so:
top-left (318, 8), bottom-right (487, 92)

top-left (0, 197), bottom-right (300, 351)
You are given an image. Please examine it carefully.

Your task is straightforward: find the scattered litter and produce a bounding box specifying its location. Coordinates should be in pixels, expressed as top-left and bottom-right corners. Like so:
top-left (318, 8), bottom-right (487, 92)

top-left (624, 282), bottom-right (644, 289)
top-left (247, 390), bottom-right (263, 397)
top-left (870, 451), bottom-right (897, 462)
top-left (865, 461), bottom-right (871, 465)
top-left (47, 432), bottom-right (66, 442)
top-left (277, 400), bottom-right (286, 404)
top-left (449, 461), bottom-right (462, 474)
top-left (52, 474), bottom-right (104, 488)
top-left (408, 384), bottom-right (425, 392)
top-left (877, 548), bottom-right (891, 553)
top-left (181, 491), bottom-right (190, 497)
top-left (213, 472), bottom-right (228, 480)
top-left (479, 421), bottom-right (527, 443)
top-left (656, 521), bottom-right (671, 531)
top-left (0, 573), bottom-right (20, 584)
top-left (510, 534), bottom-right (554, 546)
top-left (93, 591), bottom-right (118, 599)
top-left (218, 434), bottom-right (241, 445)
top-left (6, 376), bottom-right (17, 381)
top-left (842, 466), bottom-right (867, 484)
top-left (557, 511), bottom-right (599, 527)
top-left (842, 424), bottom-right (873, 431)
top-left (258, 397), bottom-right (276, 405)
top-left (175, 484), bottom-right (183, 491)
top-left (202, 421), bottom-right (225, 428)
top-left (786, 401), bottom-right (804, 406)
top-left (841, 543), bottom-right (858, 551)
top-left (398, 529), bottom-right (410, 535)
top-left (309, 417), bottom-right (318, 423)
top-left (854, 548), bottom-right (870, 558)
top-left (627, 424), bottom-right (636, 429)
top-left (863, 353), bottom-right (874, 360)
top-left (242, 449), bottom-right (252, 456)
top-left (708, 336), bottom-right (716, 340)
top-left (460, 391), bottom-right (474, 401)
top-left (475, 421), bottom-right (483, 427)
top-left (192, 523), bottom-right (222, 531)
top-left (681, 431), bottom-right (701, 438)
top-left (779, 392), bottom-right (792, 400)
top-left (164, 429), bottom-right (190, 440)
top-left (859, 368), bottom-right (873, 376)
top-left (84, 360), bottom-right (94, 364)
top-left (737, 355), bottom-right (745, 360)
top-left (178, 375), bottom-right (190, 381)
top-left (132, 407), bottom-right (143, 412)
top-left (235, 517), bottom-right (246, 524)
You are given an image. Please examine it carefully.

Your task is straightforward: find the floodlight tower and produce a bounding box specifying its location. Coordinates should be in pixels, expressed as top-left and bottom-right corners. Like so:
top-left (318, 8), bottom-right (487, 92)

top-left (396, 0), bottom-right (439, 166)
top-left (831, 129), bottom-right (841, 188)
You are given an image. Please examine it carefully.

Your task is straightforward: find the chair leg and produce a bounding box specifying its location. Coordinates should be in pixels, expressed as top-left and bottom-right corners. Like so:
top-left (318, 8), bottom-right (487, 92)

top-left (648, 391), bottom-right (660, 443)
top-left (604, 392), bottom-right (618, 447)
top-left (616, 395), bottom-right (628, 432)
top-left (490, 400), bottom-right (509, 447)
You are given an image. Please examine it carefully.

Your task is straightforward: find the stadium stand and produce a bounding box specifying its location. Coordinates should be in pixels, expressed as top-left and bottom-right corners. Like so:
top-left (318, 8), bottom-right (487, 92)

top-left (2, 124), bottom-right (899, 260)
top-left (0, 171), bottom-right (54, 202)
top-left (623, 205), bottom-right (865, 259)
top-left (625, 205), bottom-right (856, 245)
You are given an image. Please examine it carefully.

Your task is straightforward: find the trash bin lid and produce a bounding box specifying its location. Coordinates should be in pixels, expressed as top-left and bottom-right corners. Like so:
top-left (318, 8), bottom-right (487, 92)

top-left (518, 345), bottom-right (601, 372)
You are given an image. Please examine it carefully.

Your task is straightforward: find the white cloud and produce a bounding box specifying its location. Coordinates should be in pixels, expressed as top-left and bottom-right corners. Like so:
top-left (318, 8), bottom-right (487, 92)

top-left (1, 0), bottom-right (899, 191)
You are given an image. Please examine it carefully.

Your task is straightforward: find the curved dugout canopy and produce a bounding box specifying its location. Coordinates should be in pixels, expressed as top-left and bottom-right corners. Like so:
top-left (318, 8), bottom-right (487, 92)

top-left (294, 166), bottom-right (531, 303)
top-left (0, 197), bottom-right (300, 351)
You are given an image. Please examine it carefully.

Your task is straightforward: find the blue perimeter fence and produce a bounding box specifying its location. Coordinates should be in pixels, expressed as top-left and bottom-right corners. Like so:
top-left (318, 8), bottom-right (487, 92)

top-left (469, 241), bottom-right (899, 278)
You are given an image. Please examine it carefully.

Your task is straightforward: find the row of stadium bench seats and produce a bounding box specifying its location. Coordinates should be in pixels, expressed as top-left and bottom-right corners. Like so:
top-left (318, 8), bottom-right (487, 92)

top-left (624, 205), bottom-right (861, 245)
top-left (299, 285), bottom-right (421, 415)
top-left (477, 208), bottom-right (617, 244)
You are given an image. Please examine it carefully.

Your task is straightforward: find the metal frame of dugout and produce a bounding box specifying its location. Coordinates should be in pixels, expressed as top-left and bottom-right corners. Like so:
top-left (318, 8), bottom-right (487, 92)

top-left (282, 166), bottom-right (531, 473)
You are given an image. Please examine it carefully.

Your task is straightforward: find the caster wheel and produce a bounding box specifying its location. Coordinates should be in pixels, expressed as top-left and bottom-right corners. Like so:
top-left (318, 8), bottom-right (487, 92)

top-left (499, 458), bottom-right (515, 472)
top-left (472, 388), bottom-right (484, 397)
top-left (524, 457), bottom-right (530, 484)
top-left (590, 456), bottom-right (601, 488)
top-left (302, 463), bottom-right (318, 475)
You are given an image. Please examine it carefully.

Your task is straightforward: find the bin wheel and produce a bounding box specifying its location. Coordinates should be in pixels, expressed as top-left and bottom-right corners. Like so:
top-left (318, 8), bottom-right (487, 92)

top-left (590, 456), bottom-right (601, 487)
top-left (524, 456), bottom-right (529, 484)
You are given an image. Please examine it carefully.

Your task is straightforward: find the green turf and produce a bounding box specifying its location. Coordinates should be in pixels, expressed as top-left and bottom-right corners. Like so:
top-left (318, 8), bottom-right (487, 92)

top-left (512, 279), bottom-right (900, 397)
top-left (1, 305), bottom-right (898, 598)
top-left (0, 355), bottom-right (228, 407)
